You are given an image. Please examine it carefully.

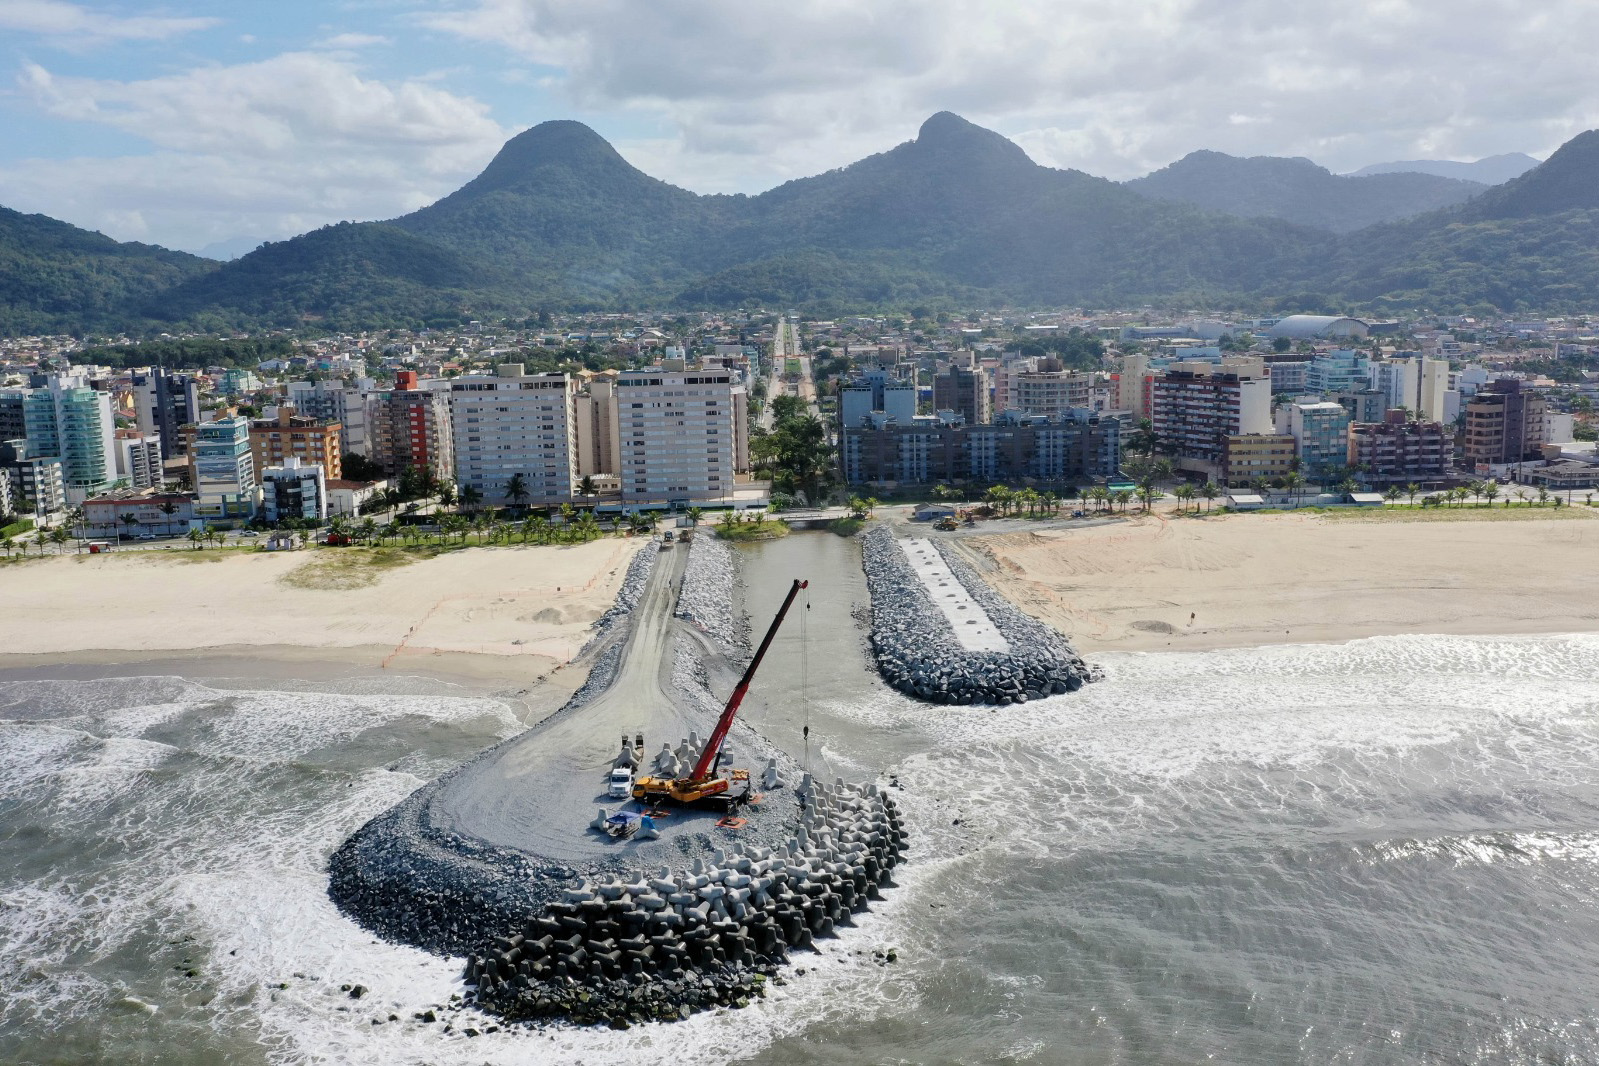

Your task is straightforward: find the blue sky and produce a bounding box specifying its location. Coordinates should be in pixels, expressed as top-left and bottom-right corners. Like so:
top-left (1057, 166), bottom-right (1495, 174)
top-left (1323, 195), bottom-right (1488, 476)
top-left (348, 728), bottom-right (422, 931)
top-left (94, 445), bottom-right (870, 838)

top-left (2, 0), bottom-right (1595, 256)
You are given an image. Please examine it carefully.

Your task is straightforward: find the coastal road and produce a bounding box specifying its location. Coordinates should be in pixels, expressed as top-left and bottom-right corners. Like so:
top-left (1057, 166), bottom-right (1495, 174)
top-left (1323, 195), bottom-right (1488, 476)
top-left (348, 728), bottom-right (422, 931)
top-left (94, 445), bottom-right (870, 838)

top-left (422, 545), bottom-right (754, 865)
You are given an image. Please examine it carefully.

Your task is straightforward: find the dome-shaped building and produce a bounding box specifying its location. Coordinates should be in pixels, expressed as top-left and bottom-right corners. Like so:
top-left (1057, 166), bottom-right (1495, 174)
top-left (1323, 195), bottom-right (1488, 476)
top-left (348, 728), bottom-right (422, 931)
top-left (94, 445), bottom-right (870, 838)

top-left (1267, 315), bottom-right (1369, 340)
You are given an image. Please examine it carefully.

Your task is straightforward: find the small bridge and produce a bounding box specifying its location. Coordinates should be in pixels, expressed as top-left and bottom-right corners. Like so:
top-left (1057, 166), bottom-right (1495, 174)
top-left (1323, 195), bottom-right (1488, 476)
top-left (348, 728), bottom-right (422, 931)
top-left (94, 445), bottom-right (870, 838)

top-left (773, 507), bottom-right (853, 528)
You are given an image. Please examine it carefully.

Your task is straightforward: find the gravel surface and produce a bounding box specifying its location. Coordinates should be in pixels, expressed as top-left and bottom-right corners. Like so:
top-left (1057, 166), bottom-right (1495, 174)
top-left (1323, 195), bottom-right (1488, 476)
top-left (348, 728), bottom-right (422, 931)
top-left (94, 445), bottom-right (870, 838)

top-left (860, 526), bottom-right (1094, 705)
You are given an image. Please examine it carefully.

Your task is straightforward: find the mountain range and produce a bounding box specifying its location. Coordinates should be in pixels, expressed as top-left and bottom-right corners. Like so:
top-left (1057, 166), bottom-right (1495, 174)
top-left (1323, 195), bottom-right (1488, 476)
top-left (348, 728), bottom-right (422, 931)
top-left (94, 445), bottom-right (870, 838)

top-left (1348, 153), bottom-right (1541, 185)
top-left (2, 115), bottom-right (1595, 334)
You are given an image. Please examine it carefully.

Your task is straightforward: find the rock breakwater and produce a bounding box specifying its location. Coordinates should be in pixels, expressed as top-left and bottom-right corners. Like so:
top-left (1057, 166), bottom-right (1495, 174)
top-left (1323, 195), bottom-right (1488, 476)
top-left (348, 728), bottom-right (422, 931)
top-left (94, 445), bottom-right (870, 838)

top-left (467, 777), bottom-right (906, 1027)
top-left (861, 526), bottom-right (1094, 705)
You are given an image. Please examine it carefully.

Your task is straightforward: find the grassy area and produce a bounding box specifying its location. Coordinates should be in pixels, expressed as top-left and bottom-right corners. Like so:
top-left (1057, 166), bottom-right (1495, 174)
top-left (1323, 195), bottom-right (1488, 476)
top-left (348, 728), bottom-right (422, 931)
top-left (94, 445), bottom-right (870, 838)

top-left (1322, 504), bottom-right (1591, 522)
top-left (278, 546), bottom-right (435, 590)
top-left (0, 518), bottom-right (35, 540)
top-left (714, 518), bottom-right (791, 542)
top-left (826, 516), bottom-right (868, 536)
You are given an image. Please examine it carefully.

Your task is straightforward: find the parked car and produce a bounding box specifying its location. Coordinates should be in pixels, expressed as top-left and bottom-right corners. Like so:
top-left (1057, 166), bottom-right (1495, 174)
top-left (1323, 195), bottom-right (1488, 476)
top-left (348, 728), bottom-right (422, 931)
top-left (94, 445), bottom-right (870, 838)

top-left (240, 530), bottom-right (259, 537)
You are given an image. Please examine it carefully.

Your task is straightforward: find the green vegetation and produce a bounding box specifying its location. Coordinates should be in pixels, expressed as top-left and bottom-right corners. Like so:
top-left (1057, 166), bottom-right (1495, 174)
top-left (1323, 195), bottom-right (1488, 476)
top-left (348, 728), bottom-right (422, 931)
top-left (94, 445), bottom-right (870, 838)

top-left (713, 512), bottom-right (789, 541)
top-left (0, 206), bottom-right (214, 335)
top-left (0, 517), bottom-right (35, 540)
top-left (278, 546), bottom-right (425, 590)
top-left (826, 516), bottom-right (867, 536)
top-left (753, 394), bottom-right (836, 505)
top-left (73, 335), bottom-right (294, 370)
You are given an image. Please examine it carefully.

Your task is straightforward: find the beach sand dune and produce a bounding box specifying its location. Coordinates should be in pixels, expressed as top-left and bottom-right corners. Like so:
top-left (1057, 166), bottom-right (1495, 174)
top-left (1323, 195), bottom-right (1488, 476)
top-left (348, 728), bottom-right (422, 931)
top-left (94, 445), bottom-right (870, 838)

top-left (2, 540), bottom-right (641, 684)
top-left (957, 511), bottom-right (1599, 653)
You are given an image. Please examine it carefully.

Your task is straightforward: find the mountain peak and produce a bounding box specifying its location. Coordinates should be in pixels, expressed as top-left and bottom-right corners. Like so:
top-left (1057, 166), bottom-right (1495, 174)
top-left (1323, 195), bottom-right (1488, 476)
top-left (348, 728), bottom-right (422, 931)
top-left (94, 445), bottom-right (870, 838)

top-left (912, 112), bottom-right (1032, 166)
top-left (1467, 128), bottom-right (1599, 220)
top-left (467, 120), bottom-right (632, 193)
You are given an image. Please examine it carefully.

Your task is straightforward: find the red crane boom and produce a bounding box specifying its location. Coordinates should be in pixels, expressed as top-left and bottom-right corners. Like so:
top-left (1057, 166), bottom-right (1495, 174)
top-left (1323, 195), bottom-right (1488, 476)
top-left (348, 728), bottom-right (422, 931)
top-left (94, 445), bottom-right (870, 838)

top-left (689, 578), bottom-right (807, 781)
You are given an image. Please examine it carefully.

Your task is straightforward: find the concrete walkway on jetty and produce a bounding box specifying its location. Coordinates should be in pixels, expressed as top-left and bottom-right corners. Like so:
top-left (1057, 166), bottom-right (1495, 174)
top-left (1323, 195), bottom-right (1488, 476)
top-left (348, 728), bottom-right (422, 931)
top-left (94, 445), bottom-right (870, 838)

top-left (420, 545), bottom-right (789, 868)
top-left (899, 538), bottom-right (1009, 653)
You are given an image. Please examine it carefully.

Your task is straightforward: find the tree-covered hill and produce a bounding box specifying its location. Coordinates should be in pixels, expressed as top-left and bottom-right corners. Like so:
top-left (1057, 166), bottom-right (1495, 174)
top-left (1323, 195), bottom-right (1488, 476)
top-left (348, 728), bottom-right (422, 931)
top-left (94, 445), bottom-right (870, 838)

top-left (1125, 150), bottom-right (1485, 233)
top-left (0, 206), bottom-right (215, 335)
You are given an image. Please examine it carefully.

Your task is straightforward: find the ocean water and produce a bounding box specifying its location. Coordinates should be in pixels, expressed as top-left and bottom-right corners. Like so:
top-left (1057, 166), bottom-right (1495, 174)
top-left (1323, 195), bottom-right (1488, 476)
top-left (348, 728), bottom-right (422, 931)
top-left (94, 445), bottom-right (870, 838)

top-left (6, 630), bottom-right (1599, 1065)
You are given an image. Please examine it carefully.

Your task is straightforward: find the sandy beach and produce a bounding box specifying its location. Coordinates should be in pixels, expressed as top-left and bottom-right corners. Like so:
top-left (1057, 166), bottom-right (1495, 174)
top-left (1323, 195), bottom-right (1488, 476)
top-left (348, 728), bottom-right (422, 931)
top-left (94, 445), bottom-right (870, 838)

top-left (957, 509), bottom-right (1599, 653)
top-left (0, 539), bottom-right (643, 686)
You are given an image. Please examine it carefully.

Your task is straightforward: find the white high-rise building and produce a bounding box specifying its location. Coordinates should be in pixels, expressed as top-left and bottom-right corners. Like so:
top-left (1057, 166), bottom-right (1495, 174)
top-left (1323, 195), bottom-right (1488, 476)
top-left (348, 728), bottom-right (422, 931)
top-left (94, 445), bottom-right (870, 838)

top-left (113, 431), bottom-right (164, 489)
top-left (449, 365), bottom-right (577, 506)
top-left (617, 368), bottom-right (740, 506)
top-left (287, 378), bottom-right (373, 458)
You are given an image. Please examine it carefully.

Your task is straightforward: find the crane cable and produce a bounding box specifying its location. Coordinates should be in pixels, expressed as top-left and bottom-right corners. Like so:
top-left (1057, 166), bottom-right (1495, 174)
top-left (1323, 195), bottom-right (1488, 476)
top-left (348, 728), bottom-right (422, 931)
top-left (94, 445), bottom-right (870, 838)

top-left (801, 584), bottom-right (811, 773)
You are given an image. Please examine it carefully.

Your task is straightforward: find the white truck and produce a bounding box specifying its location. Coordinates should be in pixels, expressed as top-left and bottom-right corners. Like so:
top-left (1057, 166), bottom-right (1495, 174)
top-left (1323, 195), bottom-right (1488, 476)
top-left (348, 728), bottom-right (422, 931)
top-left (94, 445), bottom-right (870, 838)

top-left (607, 766), bottom-right (635, 799)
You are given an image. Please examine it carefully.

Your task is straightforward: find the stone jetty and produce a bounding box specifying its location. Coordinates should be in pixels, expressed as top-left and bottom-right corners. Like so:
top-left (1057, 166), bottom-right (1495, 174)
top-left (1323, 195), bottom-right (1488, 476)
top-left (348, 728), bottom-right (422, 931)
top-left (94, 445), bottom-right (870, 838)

top-left (329, 532), bottom-right (907, 1028)
top-left (860, 526), bottom-right (1094, 704)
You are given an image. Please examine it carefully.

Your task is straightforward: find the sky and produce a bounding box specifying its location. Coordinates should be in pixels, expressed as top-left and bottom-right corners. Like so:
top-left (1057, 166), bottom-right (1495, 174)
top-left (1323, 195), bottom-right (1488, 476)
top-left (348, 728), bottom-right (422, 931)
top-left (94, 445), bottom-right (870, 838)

top-left (1, 0), bottom-right (1595, 257)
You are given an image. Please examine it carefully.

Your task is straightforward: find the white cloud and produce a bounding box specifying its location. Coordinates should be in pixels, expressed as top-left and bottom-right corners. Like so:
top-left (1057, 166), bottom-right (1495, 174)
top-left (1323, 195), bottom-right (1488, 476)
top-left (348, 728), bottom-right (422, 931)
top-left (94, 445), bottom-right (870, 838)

top-left (3, 53), bottom-right (507, 251)
top-left (314, 32), bottom-right (393, 49)
top-left (0, 0), bottom-right (218, 44)
top-left (422, 0), bottom-right (1599, 186)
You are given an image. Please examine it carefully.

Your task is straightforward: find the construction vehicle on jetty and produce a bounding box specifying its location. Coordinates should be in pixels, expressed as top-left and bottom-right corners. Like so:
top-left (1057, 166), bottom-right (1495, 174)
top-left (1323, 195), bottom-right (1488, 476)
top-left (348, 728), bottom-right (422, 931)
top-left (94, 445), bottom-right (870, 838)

top-left (632, 578), bottom-right (808, 811)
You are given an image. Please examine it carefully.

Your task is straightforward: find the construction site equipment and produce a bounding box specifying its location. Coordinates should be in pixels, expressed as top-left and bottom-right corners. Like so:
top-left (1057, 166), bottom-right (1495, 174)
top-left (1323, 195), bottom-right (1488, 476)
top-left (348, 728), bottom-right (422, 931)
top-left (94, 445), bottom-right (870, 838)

top-left (633, 578), bottom-right (809, 810)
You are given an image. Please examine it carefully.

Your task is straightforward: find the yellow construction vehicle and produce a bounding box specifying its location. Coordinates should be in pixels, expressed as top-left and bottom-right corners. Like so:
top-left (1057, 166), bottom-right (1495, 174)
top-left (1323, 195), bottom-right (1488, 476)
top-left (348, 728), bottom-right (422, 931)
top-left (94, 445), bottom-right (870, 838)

top-left (633, 578), bottom-right (807, 810)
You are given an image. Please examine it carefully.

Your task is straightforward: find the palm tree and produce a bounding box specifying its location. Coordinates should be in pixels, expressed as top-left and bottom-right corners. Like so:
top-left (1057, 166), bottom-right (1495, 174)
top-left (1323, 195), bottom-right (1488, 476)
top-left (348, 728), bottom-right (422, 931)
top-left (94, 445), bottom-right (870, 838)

top-left (504, 473), bottom-right (529, 510)
top-left (1282, 471), bottom-right (1305, 508)
top-left (1404, 482), bottom-right (1421, 508)
top-left (578, 475), bottom-right (596, 501)
top-left (1383, 485), bottom-right (1403, 506)
top-left (49, 527), bottom-right (70, 553)
top-left (187, 528), bottom-right (206, 550)
top-left (158, 500), bottom-right (179, 535)
top-left (1537, 486), bottom-right (1550, 505)
top-left (685, 506), bottom-right (704, 527)
top-left (459, 484), bottom-right (482, 514)
top-left (1200, 481), bottom-right (1221, 512)
top-left (206, 526), bottom-right (225, 548)
top-left (1, 537), bottom-right (13, 559)
top-left (1113, 489), bottom-right (1133, 513)
top-left (1466, 479), bottom-right (1486, 507)
top-left (1172, 483), bottom-right (1195, 512)
top-left (1482, 480), bottom-right (1500, 507)
top-left (119, 513), bottom-right (139, 539)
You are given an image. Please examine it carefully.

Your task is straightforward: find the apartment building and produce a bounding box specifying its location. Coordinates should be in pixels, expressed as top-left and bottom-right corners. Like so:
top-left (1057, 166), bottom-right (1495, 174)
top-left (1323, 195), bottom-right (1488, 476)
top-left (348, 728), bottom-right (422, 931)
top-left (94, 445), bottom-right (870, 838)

top-left (1148, 359), bottom-right (1272, 475)
top-left (1222, 434), bottom-right (1297, 487)
top-left (261, 456), bottom-right (327, 523)
top-left (286, 379), bottom-right (371, 458)
top-left (130, 368), bottom-right (202, 459)
top-left (932, 360), bottom-right (991, 425)
top-left (248, 407), bottom-right (343, 480)
top-left (574, 373), bottom-right (622, 478)
top-left (0, 439), bottom-right (66, 518)
top-left (21, 376), bottom-right (116, 503)
top-left (1465, 379), bottom-right (1546, 466)
top-left (368, 371), bottom-right (453, 482)
top-left (1348, 411), bottom-right (1451, 486)
top-left (840, 370), bottom-right (916, 427)
top-left (1281, 400), bottom-right (1352, 483)
top-left (843, 411), bottom-right (1119, 486)
top-left (617, 368), bottom-right (740, 506)
top-left (190, 415), bottom-right (256, 520)
top-left (1305, 350), bottom-right (1371, 394)
top-left (112, 430), bottom-right (164, 490)
top-left (995, 358), bottom-right (1093, 418)
top-left (449, 365), bottom-right (578, 506)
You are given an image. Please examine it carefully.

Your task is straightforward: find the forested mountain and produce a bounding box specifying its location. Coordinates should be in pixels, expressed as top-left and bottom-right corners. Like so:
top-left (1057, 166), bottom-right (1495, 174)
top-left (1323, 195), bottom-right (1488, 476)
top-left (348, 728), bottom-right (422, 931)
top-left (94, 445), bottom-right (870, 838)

top-left (0, 207), bottom-right (215, 335)
top-left (1349, 153), bottom-right (1540, 185)
top-left (3, 115), bottom-right (1599, 332)
top-left (153, 112), bottom-right (1324, 325)
top-left (1125, 150), bottom-right (1484, 233)
top-left (1316, 131), bottom-right (1599, 314)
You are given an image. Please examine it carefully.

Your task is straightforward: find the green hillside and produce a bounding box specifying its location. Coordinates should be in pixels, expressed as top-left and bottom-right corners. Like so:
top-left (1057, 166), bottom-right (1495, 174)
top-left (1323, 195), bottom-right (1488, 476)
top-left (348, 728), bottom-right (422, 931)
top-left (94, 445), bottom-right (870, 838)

top-left (0, 207), bottom-right (215, 335)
